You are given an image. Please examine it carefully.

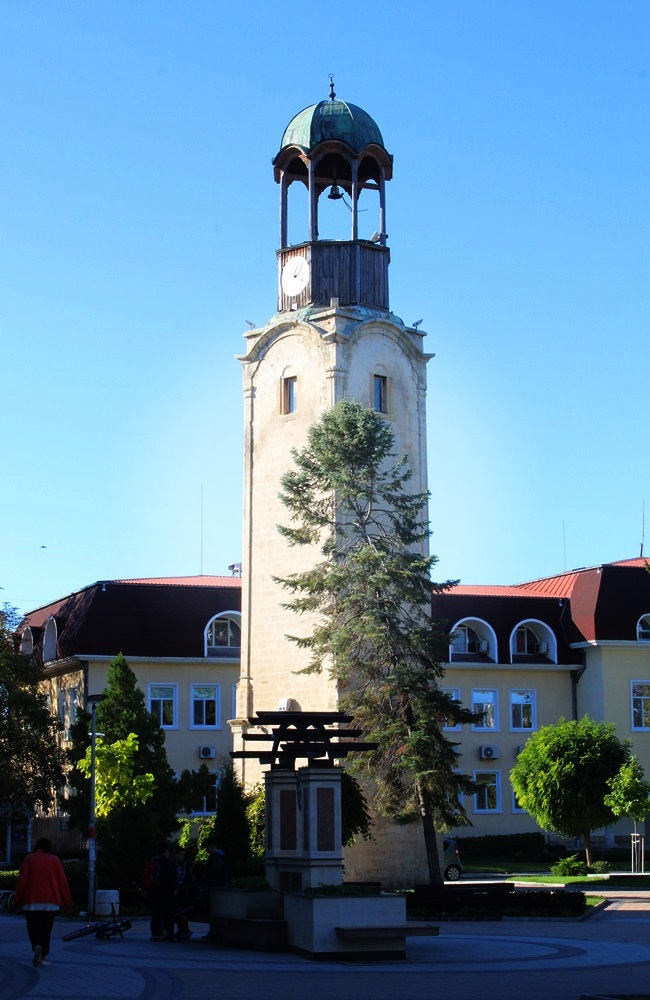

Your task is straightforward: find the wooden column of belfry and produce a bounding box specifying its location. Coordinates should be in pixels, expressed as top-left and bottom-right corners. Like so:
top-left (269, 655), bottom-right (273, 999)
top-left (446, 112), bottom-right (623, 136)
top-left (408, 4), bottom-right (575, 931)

top-left (230, 85), bottom-right (433, 885)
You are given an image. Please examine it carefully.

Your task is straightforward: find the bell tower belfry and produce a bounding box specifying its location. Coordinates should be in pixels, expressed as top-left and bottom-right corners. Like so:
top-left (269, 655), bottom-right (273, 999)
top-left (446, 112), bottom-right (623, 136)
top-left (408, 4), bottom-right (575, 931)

top-left (233, 85), bottom-right (433, 784)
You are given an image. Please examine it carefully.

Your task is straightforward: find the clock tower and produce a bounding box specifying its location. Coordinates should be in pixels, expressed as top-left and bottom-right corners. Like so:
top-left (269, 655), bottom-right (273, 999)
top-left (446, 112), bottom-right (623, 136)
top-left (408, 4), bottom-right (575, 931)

top-left (233, 84), bottom-right (432, 820)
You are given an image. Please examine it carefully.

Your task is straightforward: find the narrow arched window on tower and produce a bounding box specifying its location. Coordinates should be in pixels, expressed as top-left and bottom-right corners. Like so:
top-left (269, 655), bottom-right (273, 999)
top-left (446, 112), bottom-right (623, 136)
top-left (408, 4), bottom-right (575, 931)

top-left (283, 376), bottom-right (297, 414)
top-left (373, 374), bottom-right (387, 413)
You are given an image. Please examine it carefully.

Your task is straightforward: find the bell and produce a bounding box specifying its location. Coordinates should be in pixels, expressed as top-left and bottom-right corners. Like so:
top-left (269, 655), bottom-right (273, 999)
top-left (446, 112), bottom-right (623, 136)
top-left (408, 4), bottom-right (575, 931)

top-left (327, 183), bottom-right (344, 201)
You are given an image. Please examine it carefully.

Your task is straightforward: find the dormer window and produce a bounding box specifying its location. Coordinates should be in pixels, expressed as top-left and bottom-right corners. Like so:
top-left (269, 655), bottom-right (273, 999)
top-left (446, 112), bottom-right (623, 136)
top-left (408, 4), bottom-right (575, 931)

top-left (637, 615), bottom-right (650, 641)
top-left (450, 618), bottom-right (497, 661)
top-left (514, 626), bottom-right (546, 655)
top-left (510, 620), bottom-right (556, 663)
top-left (453, 624), bottom-right (485, 655)
top-left (205, 612), bottom-right (241, 658)
top-left (20, 627), bottom-right (34, 656)
top-left (43, 617), bottom-right (57, 662)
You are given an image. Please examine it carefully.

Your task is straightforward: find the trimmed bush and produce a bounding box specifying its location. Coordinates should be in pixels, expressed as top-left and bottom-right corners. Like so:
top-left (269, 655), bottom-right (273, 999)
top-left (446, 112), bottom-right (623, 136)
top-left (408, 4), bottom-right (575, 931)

top-left (551, 854), bottom-right (588, 877)
top-left (406, 887), bottom-right (586, 920)
top-left (0, 870), bottom-right (19, 890)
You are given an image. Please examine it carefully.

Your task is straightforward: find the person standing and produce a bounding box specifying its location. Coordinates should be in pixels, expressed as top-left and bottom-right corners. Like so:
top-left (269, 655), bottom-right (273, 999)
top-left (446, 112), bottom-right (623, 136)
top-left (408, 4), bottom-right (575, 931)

top-left (14, 837), bottom-right (72, 968)
top-left (200, 839), bottom-right (227, 941)
top-left (146, 841), bottom-right (177, 942)
top-left (204, 839), bottom-right (227, 889)
top-left (172, 846), bottom-right (193, 940)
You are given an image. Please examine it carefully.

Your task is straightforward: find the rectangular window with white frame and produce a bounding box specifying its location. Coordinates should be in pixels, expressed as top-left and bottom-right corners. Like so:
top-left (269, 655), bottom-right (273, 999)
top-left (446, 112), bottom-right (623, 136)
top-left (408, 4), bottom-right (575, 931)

top-left (510, 689), bottom-right (536, 731)
top-left (474, 770), bottom-right (501, 813)
top-left (68, 687), bottom-right (79, 726)
top-left (632, 681), bottom-right (650, 729)
top-left (191, 684), bottom-right (220, 729)
top-left (471, 689), bottom-right (498, 730)
top-left (148, 684), bottom-right (177, 728)
top-left (441, 687), bottom-right (463, 731)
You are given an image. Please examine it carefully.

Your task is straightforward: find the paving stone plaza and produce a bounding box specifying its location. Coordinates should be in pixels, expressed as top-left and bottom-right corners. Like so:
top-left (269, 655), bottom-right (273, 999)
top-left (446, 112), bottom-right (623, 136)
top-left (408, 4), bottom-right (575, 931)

top-left (2, 892), bottom-right (650, 1000)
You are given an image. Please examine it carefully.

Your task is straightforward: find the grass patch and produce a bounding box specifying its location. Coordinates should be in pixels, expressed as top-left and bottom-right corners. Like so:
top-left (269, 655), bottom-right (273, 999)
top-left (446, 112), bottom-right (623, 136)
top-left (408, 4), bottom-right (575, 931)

top-left (515, 874), bottom-right (650, 888)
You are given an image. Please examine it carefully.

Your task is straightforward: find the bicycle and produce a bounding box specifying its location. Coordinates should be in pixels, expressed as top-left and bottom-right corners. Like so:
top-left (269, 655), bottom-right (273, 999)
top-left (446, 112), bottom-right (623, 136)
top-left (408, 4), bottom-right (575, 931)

top-left (0, 890), bottom-right (17, 913)
top-left (62, 904), bottom-right (132, 941)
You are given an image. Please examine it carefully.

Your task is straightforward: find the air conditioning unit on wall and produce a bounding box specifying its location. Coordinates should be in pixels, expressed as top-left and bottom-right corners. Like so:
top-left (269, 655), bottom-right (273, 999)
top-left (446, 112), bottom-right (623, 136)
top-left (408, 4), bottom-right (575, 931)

top-left (199, 745), bottom-right (216, 759)
top-left (479, 745), bottom-right (499, 760)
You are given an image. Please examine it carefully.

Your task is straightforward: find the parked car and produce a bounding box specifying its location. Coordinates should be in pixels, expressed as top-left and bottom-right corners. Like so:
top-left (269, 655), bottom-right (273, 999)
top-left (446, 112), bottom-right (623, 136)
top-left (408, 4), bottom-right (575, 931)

top-left (442, 838), bottom-right (463, 881)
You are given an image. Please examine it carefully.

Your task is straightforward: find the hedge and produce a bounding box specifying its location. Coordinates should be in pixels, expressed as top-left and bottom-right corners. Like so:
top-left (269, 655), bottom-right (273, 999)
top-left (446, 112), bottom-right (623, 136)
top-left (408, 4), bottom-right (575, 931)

top-left (407, 888), bottom-right (586, 920)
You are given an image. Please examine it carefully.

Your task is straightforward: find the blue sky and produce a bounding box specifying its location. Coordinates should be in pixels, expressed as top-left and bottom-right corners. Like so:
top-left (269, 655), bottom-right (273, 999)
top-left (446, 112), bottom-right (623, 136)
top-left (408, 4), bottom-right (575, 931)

top-left (2, 1), bottom-right (649, 615)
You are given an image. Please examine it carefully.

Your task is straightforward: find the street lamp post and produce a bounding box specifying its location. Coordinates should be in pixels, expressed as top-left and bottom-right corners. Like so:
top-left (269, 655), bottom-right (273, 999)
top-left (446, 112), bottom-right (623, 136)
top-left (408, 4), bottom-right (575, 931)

top-left (86, 694), bottom-right (105, 914)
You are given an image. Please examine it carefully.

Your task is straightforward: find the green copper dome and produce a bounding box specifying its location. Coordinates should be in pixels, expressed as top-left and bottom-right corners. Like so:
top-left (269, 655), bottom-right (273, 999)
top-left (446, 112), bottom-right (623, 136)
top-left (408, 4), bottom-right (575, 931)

top-left (279, 100), bottom-right (385, 154)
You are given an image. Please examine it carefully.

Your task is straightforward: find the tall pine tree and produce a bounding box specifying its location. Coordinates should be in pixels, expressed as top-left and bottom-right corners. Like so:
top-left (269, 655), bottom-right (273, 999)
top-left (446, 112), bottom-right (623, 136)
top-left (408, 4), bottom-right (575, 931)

top-left (276, 399), bottom-right (478, 884)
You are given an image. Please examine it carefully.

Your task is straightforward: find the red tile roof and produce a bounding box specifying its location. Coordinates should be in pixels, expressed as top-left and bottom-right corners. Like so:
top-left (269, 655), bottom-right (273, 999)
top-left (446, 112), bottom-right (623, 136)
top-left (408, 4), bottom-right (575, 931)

top-left (515, 573), bottom-right (580, 598)
top-left (112, 576), bottom-right (242, 587)
top-left (450, 585), bottom-right (527, 597)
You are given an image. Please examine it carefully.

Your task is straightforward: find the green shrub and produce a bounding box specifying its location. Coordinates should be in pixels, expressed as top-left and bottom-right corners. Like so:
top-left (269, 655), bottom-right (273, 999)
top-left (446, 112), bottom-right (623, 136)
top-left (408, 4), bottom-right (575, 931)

top-left (502, 889), bottom-right (586, 918)
top-left (588, 860), bottom-right (611, 874)
top-left (0, 870), bottom-right (19, 890)
top-left (551, 853), bottom-right (588, 876)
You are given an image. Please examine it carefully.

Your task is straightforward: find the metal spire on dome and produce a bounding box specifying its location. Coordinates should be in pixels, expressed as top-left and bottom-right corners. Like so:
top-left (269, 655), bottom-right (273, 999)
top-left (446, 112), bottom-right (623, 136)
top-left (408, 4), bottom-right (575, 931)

top-left (328, 73), bottom-right (336, 101)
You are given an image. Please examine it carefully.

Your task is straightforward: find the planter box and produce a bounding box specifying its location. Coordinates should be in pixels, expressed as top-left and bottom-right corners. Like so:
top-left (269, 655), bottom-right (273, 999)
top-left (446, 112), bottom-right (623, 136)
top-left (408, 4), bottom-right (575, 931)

top-left (211, 888), bottom-right (282, 920)
top-left (283, 893), bottom-right (407, 957)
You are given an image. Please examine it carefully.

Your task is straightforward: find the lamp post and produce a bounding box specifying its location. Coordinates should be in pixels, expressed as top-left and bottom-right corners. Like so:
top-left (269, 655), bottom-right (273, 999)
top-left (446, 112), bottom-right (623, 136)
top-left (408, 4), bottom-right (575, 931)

top-left (86, 694), bottom-right (105, 914)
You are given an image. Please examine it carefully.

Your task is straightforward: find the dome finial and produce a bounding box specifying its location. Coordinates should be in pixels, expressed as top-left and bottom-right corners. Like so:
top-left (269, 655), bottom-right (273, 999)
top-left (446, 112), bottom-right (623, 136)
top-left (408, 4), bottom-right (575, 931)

top-left (328, 73), bottom-right (336, 101)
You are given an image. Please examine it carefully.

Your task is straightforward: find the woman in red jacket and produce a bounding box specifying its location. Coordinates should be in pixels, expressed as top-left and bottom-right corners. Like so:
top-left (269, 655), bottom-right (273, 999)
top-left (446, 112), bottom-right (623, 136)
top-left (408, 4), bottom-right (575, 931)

top-left (14, 837), bottom-right (72, 967)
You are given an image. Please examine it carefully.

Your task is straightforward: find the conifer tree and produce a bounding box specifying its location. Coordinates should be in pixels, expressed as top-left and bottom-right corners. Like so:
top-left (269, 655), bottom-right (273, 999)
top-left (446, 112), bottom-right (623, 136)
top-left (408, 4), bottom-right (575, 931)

top-left (67, 654), bottom-right (180, 898)
top-left (276, 399), bottom-right (478, 883)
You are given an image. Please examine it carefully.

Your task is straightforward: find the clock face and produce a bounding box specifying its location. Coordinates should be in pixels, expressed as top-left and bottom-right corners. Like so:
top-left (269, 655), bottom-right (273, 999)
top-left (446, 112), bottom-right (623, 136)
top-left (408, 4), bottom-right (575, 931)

top-left (282, 256), bottom-right (310, 297)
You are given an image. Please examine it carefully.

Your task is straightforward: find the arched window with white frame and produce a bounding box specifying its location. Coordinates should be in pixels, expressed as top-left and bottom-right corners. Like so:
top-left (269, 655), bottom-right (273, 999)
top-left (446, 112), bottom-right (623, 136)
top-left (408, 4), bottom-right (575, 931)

top-left (510, 619), bottom-right (557, 663)
top-left (43, 618), bottom-right (57, 662)
top-left (205, 611), bottom-right (241, 658)
top-left (20, 627), bottom-right (34, 656)
top-left (450, 618), bottom-right (498, 662)
top-left (637, 615), bottom-right (650, 641)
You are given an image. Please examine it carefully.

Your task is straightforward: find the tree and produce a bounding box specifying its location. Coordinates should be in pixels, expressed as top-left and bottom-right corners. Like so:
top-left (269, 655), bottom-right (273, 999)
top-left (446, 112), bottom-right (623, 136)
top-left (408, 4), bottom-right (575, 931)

top-left (76, 733), bottom-right (155, 817)
top-left (66, 654), bottom-right (180, 900)
top-left (604, 756), bottom-right (650, 833)
top-left (176, 763), bottom-right (218, 815)
top-left (209, 758), bottom-right (252, 872)
top-left (276, 399), bottom-right (479, 884)
top-left (510, 716), bottom-right (631, 865)
top-left (0, 605), bottom-right (64, 818)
